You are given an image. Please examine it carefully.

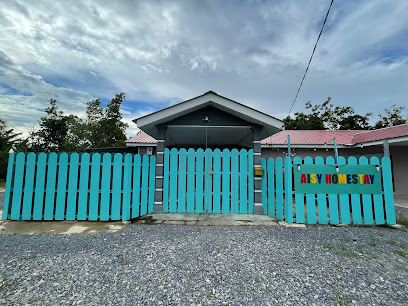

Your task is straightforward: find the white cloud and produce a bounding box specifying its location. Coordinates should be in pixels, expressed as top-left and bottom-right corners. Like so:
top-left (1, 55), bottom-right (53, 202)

top-left (0, 0), bottom-right (407, 138)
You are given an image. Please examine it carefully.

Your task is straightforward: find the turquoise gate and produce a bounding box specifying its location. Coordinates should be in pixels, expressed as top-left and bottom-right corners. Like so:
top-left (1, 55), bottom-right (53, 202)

top-left (261, 155), bottom-right (396, 225)
top-left (2, 152), bottom-right (156, 221)
top-left (162, 148), bottom-right (254, 213)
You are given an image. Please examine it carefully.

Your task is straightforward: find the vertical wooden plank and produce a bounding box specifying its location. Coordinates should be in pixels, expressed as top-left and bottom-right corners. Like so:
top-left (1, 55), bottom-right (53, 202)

top-left (21, 153), bottom-right (36, 220)
top-left (338, 156), bottom-right (351, 225)
top-left (195, 149), bottom-right (204, 213)
top-left (382, 156), bottom-right (396, 224)
top-left (99, 153), bottom-right (111, 221)
top-left (284, 156), bottom-right (293, 222)
top-left (275, 157), bottom-right (284, 220)
top-left (88, 153), bottom-right (101, 221)
top-left (204, 148), bottom-right (212, 213)
top-left (315, 156), bottom-right (328, 224)
top-left (11, 153), bottom-right (25, 220)
top-left (370, 156), bottom-right (385, 224)
top-left (162, 148), bottom-right (170, 213)
top-left (231, 149), bottom-right (239, 213)
top-left (213, 149), bottom-right (222, 213)
top-left (177, 148), bottom-right (187, 213)
top-left (55, 153), bottom-right (68, 220)
top-left (131, 154), bottom-right (141, 218)
top-left (304, 157), bottom-right (316, 224)
top-left (168, 148), bottom-right (178, 213)
top-left (33, 153), bottom-right (47, 220)
top-left (140, 155), bottom-right (150, 216)
top-left (267, 158), bottom-right (275, 218)
top-left (148, 155), bottom-right (156, 214)
top-left (239, 149), bottom-right (248, 214)
top-left (359, 156), bottom-right (374, 224)
top-left (248, 149), bottom-right (254, 214)
top-left (261, 158), bottom-right (267, 214)
top-left (44, 153), bottom-right (58, 220)
top-left (186, 148), bottom-right (196, 213)
top-left (111, 153), bottom-right (123, 220)
top-left (2, 153), bottom-right (15, 220)
top-left (293, 156), bottom-right (304, 223)
top-left (66, 153), bottom-right (79, 220)
top-left (326, 156), bottom-right (339, 224)
top-left (122, 154), bottom-right (133, 221)
top-left (222, 149), bottom-right (231, 213)
top-left (348, 156), bottom-right (362, 224)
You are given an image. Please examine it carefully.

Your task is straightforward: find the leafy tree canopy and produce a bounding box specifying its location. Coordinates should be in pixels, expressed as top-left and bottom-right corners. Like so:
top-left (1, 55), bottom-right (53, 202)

top-left (374, 105), bottom-right (407, 129)
top-left (284, 97), bottom-right (373, 130)
top-left (18, 93), bottom-right (128, 152)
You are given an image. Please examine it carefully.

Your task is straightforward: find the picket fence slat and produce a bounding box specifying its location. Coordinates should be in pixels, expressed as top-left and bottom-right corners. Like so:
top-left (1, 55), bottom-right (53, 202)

top-left (187, 148), bottom-right (196, 213)
top-left (239, 149), bottom-right (248, 214)
top-left (11, 153), bottom-right (25, 220)
top-left (148, 155), bottom-right (156, 214)
top-left (33, 153), bottom-right (47, 220)
top-left (267, 158), bottom-right (275, 218)
top-left (315, 156), bottom-right (328, 224)
top-left (195, 149), bottom-right (204, 213)
top-left (66, 153), bottom-right (80, 220)
top-left (89, 153), bottom-right (100, 220)
top-left (213, 149), bottom-right (221, 213)
top-left (348, 156), bottom-right (363, 224)
top-left (140, 155), bottom-right (150, 216)
top-left (169, 148), bottom-right (178, 213)
top-left (122, 154), bottom-right (132, 221)
top-left (78, 154), bottom-right (91, 220)
top-left (275, 158), bottom-right (284, 220)
top-left (248, 150), bottom-right (254, 214)
top-left (2, 153), bottom-right (15, 220)
top-left (360, 156), bottom-right (374, 224)
top-left (111, 153), bottom-right (123, 220)
top-left (100, 154), bottom-right (111, 221)
top-left (132, 154), bottom-right (142, 218)
top-left (232, 149), bottom-right (239, 214)
top-left (222, 149), bottom-right (230, 214)
top-left (22, 153), bottom-right (36, 220)
top-left (44, 153), bottom-right (58, 220)
top-left (382, 157), bottom-right (396, 224)
top-left (370, 157), bottom-right (385, 224)
top-left (304, 156), bottom-right (316, 224)
top-left (163, 149), bottom-right (170, 213)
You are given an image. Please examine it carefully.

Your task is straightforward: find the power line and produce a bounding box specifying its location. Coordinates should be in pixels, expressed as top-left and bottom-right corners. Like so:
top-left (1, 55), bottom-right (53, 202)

top-left (287, 0), bottom-right (334, 118)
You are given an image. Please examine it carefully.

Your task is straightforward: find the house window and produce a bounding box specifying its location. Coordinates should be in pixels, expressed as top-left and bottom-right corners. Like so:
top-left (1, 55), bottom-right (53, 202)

top-left (138, 147), bottom-right (147, 155)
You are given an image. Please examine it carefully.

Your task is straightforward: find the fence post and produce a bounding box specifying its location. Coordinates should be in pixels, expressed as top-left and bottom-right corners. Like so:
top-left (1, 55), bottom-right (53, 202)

top-left (252, 125), bottom-right (263, 215)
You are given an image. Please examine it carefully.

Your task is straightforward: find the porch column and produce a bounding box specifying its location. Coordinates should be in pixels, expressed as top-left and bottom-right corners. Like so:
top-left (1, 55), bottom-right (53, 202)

top-left (153, 124), bottom-right (167, 214)
top-left (252, 125), bottom-right (263, 215)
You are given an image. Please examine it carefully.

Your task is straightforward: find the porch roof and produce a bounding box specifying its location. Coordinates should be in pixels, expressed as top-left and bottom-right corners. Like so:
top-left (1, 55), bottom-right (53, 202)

top-left (133, 91), bottom-right (283, 141)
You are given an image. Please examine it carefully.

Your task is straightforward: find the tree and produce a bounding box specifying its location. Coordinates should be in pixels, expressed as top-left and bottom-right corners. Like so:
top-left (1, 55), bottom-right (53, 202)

top-left (17, 93), bottom-right (129, 152)
top-left (0, 119), bottom-right (20, 179)
top-left (375, 105), bottom-right (407, 129)
top-left (284, 97), bottom-right (372, 130)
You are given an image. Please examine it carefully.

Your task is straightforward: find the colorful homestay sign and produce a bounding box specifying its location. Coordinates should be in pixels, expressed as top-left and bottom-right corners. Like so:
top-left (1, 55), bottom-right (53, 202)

top-left (294, 164), bottom-right (382, 194)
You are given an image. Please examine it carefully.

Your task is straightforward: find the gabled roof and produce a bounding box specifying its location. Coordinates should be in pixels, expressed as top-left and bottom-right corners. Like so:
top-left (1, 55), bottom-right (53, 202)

top-left (261, 123), bottom-right (408, 146)
top-left (126, 130), bottom-right (157, 144)
top-left (133, 91), bottom-right (283, 140)
top-left (351, 124), bottom-right (408, 143)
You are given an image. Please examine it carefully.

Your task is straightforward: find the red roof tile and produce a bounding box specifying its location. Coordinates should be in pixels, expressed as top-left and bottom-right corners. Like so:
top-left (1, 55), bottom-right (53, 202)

top-left (126, 130), bottom-right (157, 144)
top-left (261, 130), bottom-right (361, 145)
top-left (261, 124), bottom-right (408, 145)
top-left (352, 124), bottom-right (408, 143)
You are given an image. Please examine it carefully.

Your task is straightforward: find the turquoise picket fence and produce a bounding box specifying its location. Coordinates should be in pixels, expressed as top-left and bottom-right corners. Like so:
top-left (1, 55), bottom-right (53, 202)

top-left (261, 156), bottom-right (396, 225)
top-left (163, 148), bottom-right (254, 213)
top-left (2, 152), bottom-right (156, 221)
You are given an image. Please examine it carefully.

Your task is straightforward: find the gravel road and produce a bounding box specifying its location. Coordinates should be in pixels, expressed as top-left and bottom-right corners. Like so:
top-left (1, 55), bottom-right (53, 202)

top-left (1, 224), bottom-right (408, 305)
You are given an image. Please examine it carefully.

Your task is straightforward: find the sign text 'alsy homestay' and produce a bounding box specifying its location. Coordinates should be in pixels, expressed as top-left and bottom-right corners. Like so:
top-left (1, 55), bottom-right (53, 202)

top-left (294, 164), bottom-right (382, 194)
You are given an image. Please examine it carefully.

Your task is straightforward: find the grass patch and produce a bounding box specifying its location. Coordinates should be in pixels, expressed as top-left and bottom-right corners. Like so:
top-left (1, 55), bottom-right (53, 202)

top-left (334, 263), bottom-right (343, 274)
top-left (203, 290), bottom-right (215, 298)
top-left (0, 276), bottom-right (17, 293)
top-left (0, 179), bottom-right (5, 189)
top-left (337, 246), bottom-right (360, 259)
top-left (323, 243), bottom-right (334, 251)
top-left (369, 240), bottom-right (378, 247)
top-left (387, 239), bottom-right (407, 249)
top-left (335, 289), bottom-right (352, 305)
top-left (397, 219), bottom-right (408, 227)
top-left (394, 250), bottom-right (407, 257)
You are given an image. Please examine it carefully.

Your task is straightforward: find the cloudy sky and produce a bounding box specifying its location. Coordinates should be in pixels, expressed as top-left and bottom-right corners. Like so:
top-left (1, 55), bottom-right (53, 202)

top-left (1, 0), bottom-right (407, 137)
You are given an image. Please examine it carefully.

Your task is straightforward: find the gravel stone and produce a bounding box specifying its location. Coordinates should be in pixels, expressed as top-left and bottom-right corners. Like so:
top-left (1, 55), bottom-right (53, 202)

top-left (1, 224), bottom-right (408, 305)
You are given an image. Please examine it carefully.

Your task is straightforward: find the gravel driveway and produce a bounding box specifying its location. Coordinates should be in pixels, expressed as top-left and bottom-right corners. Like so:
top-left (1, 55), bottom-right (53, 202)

top-left (1, 224), bottom-right (408, 305)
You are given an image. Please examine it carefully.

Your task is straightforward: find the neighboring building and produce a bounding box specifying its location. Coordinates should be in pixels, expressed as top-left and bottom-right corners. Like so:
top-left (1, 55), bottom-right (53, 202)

top-left (126, 91), bottom-right (408, 196)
